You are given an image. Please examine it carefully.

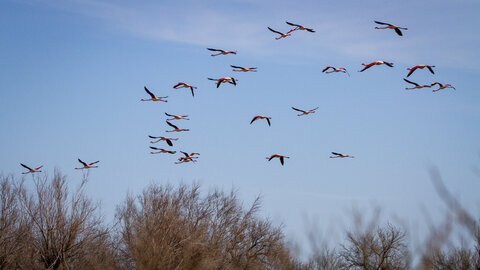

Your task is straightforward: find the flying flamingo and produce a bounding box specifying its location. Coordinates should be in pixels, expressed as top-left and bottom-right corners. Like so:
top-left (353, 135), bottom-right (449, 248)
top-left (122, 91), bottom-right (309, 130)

top-left (141, 86), bottom-right (168, 102)
top-left (231, 65), bottom-right (257, 72)
top-left (166, 121), bottom-right (189, 132)
top-left (267, 27), bottom-right (293, 40)
top-left (181, 151), bottom-right (200, 158)
top-left (20, 163), bottom-right (43, 174)
top-left (75, 159), bottom-right (99, 169)
top-left (165, 112), bottom-right (189, 121)
top-left (173, 82), bottom-right (197, 97)
top-left (148, 135), bottom-right (178, 146)
top-left (406, 65), bottom-right (435, 77)
top-left (329, 152), bottom-right (354, 158)
top-left (286, 21), bottom-right (315, 32)
top-left (291, 107), bottom-right (319, 116)
top-left (175, 157), bottom-right (197, 164)
top-left (207, 48), bottom-right (237, 56)
top-left (207, 77), bottom-right (236, 88)
top-left (250, 115), bottom-right (271, 126)
top-left (175, 152), bottom-right (200, 164)
top-left (374, 21), bottom-right (408, 36)
top-left (359, 61), bottom-right (394, 72)
top-left (431, 82), bottom-right (456, 92)
top-left (403, 78), bottom-right (432, 90)
top-left (322, 66), bottom-right (350, 76)
top-left (150, 147), bottom-right (176, 154)
top-left (266, 154), bottom-right (290, 166)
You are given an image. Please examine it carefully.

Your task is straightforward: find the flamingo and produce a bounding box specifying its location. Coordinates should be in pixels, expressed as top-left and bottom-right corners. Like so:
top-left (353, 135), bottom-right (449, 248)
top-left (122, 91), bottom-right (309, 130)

top-left (175, 152), bottom-right (200, 164)
top-left (291, 107), bottom-right (319, 116)
top-left (431, 82), bottom-right (456, 92)
top-left (148, 136), bottom-right (178, 146)
top-left (166, 121), bottom-right (189, 132)
top-left (75, 159), bottom-right (99, 169)
top-left (141, 86), bottom-right (168, 102)
top-left (286, 21), bottom-right (315, 32)
top-left (322, 66), bottom-right (350, 76)
top-left (267, 27), bottom-right (293, 40)
top-left (175, 157), bottom-right (197, 164)
top-left (250, 115), bottom-right (271, 126)
top-left (374, 21), bottom-right (407, 36)
top-left (207, 77), bottom-right (236, 88)
top-left (231, 65), bottom-right (257, 72)
top-left (359, 61), bottom-right (393, 72)
top-left (403, 78), bottom-right (432, 90)
top-left (207, 48), bottom-right (237, 56)
top-left (173, 82), bottom-right (197, 97)
top-left (150, 147), bottom-right (176, 154)
top-left (329, 152), bottom-right (354, 158)
top-left (266, 154), bottom-right (290, 166)
top-left (165, 112), bottom-right (189, 121)
top-left (181, 151), bottom-right (200, 158)
top-left (20, 163), bottom-right (43, 174)
top-left (406, 65), bottom-right (435, 77)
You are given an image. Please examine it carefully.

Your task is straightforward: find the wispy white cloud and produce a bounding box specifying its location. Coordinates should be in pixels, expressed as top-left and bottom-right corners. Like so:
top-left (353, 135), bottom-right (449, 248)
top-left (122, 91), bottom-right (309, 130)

top-left (18, 0), bottom-right (480, 69)
top-left (30, 0), bottom-right (270, 51)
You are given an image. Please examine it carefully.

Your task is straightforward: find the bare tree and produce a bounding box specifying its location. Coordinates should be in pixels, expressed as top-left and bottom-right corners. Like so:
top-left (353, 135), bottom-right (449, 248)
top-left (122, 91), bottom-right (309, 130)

top-left (3, 166), bottom-right (480, 270)
top-left (417, 167), bottom-right (480, 270)
top-left (299, 222), bottom-right (345, 270)
top-left (115, 182), bottom-right (293, 269)
top-left (305, 248), bottom-right (344, 270)
top-left (425, 247), bottom-right (477, 270)
top-left (16, 171), bottom-right (116, 270)
top-left (0, 175), bottom-right (33, 269)
top-left (339, 210), bottom-right (409, 270)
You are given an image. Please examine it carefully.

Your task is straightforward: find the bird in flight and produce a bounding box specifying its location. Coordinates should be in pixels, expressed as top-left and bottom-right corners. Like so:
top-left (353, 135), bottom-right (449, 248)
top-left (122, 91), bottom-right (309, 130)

top-left (181, 151), bottom-right (200, 158)
top-left (286, 21), bottom-right (315, 32)
top-left (207, 48), bottom-right (237, 56)
top-left (267, 27), bottom-right (294, 40)
top-left (148, 136), bottom-right (178, 146)
top-left (165, 112), bottom-right (189, 121)
top-left (329, 152), bottom-right (354, 158)
top-left (150, 147), bottom-right (176, 154)
top-left (374, 21), bottom-right (408, 36)
top-left (250, 115), bottom-right (272, 126)
top-left (173, 82), bottom-right (197, 97)
top-left (175, 158), bottom-right (197, 164)
top-left (359, 61), bottom-right (394, 72)
top-left (20, 163), bottom-right (43, 174)
top-left (403, 78), bottom-right (432, 90)
top-left (166, 121), bottom-right (189, 132)
top-left (322, 66), bottom-right (349, 76)
top-left (266, 154), bottom-right (290, 166)
top-left (175, 152), bottom-right (200, 164)
top-left (208, 77), bottom-right (236, 88)
top-left (431, 82), bottom-right (456, 92)
top-left (141, 86), bottom-right (168, 102)
top-left (75, 159), bottom-right (99, 169)
top-left (231, 65), bottom-right (257, 72)
top-left (406, 65), bottom-right (435, 77)
top-left (291, 107), bottom-right (318, 116)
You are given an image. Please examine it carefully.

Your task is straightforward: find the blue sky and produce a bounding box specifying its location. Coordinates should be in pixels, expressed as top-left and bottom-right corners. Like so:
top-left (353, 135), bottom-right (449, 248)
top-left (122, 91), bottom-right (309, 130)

top-left (1, 0), bottom-right (479, 248)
